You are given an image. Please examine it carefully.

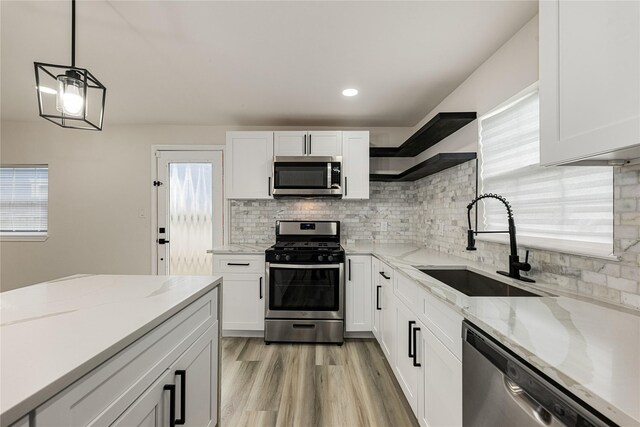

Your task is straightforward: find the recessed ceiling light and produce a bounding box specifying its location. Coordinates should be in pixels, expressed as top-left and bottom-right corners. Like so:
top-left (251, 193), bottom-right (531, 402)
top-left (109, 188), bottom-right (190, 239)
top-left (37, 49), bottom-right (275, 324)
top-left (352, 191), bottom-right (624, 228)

top-left (342, 88), bottom-right (358, 97)
top-left (36, 86), bottom-right (57, 95)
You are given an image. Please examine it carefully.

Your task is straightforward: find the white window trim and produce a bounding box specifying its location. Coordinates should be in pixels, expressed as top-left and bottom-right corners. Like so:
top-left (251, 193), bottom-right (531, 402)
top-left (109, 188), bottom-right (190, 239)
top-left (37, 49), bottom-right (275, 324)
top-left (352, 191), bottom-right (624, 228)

top-left (476, 85), bottom-right (616, 261)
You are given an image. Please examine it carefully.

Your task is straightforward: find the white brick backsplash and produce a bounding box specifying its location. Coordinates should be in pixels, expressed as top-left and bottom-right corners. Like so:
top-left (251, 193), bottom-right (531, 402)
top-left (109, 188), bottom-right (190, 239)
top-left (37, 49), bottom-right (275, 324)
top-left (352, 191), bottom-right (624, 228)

top-left (230, 162), bottom-right (640, 310)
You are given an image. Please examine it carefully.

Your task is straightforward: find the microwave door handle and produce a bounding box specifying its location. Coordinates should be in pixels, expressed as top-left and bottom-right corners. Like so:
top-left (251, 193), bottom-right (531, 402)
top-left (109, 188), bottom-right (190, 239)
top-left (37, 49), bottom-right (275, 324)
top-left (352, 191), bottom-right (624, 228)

top-left (327, 163), bottom-right (331, 189)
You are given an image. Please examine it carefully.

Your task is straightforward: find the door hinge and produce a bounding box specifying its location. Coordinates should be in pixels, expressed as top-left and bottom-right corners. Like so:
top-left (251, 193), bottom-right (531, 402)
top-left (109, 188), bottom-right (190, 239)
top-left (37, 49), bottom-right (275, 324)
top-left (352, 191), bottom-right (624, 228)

top-left (153, 180), bottom-right (163, 187)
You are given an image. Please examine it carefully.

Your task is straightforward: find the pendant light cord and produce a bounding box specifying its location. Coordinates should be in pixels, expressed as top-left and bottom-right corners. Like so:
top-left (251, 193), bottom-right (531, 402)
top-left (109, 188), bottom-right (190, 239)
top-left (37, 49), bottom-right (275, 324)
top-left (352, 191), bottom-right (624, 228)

top-left (71, 0), bottom-right (75, 67)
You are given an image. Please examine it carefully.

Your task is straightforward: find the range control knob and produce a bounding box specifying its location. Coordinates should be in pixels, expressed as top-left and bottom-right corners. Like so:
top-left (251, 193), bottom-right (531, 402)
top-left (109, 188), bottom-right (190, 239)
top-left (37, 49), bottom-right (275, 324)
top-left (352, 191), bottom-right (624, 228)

top-left (285, 254), bottom-right (291, 262)
top-left (275, 254), bottom-right (281, 261)
top-left (318, 255), bottom-right (324, 262)
top-left (328, 255), bottom-right (334, 262)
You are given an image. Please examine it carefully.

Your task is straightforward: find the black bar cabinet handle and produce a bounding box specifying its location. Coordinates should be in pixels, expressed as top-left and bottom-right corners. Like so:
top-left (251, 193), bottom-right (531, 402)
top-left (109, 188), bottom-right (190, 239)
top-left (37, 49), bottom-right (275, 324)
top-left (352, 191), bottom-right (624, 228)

top-left (408, 321), bottom-right (415, 358)
top-left (227, 262), bottom-right (250, 266)
top-left (303, 134), bottom-right (307, 155)
top-left (309, 134), bottom-right (312, 154)
top-left (412, 326), bottom-right (421, 367)
top-left (268, 177), bottom-right (271, 196)
top-left (344, 176), bottom-right (348, 196)
top-left (348, 259), bottom-right (351, 281)
top-left (259, 276), bottom-right (263, 299)
top-left (376, 285), bottom-right (381, 310)
top-left (379, 271), bottom-right (390, 280)
top-left (175, 370), bottom-right (186, 425)
top-left (164, 384), bottom-right (176, 427)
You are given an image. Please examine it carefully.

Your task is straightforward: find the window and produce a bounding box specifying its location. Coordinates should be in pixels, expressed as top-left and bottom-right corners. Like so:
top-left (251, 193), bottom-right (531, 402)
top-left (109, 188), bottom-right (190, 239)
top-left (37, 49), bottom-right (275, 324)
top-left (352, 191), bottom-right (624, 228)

top-left (478, 90), bottom-right (614, 257)
top-left (0, 166), bottom-right (48, 239)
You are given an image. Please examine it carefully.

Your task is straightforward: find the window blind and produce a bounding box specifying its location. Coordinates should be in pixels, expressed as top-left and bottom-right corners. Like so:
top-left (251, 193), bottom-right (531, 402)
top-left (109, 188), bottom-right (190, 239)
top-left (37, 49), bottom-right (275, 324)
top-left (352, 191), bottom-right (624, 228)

top-left (0, 166), bottom-right (48, 234)
top-left (479, 91), bottom-right (613, 254)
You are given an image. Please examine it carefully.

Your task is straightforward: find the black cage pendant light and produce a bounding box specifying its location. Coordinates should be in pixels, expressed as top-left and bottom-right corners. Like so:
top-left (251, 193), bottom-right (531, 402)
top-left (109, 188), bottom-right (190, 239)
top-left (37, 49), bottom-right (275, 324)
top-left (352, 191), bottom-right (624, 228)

top-left (34, 0), bottom-right (106, 130)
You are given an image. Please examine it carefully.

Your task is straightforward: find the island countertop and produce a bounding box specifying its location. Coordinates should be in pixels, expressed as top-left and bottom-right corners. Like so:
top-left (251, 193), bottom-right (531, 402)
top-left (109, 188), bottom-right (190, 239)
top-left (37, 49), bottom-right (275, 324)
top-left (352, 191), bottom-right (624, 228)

top-left (0, 274), bottom-right (222, 427)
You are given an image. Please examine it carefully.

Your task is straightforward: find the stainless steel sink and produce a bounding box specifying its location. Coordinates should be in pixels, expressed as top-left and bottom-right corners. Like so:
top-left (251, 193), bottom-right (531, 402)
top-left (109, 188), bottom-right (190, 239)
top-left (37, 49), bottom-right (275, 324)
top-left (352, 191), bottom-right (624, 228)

top-left (417, 268), bottom-right (540, 297)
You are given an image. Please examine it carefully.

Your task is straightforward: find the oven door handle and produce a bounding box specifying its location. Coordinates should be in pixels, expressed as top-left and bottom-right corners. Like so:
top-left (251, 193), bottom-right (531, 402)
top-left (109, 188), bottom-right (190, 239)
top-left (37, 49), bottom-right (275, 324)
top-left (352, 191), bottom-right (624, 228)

top-left (268, 264), bottom-right (342, 269)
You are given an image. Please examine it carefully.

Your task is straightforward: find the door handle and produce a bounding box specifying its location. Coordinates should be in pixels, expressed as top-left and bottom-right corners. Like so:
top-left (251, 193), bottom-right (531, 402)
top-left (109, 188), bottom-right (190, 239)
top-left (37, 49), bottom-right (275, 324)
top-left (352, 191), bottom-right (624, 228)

top-left (412, 326), bottom-right (421, 367)
top-left (303, 135), bottom-right (307, 155)
top-left (308, 134), bottom-right (312, 154)
top-left (175, 370), bottom-right (186, 425)
top-left (376, 285), bottom-right (381, 310)
top-left (259, 276), bottom-right (263, 299)
top-left (157, 238), bottom-right (170, 245)
top-left (268, 177), bottom-right (272, 196)
top-left (164, 384), bottom-right (176, 427)
top-left (504, 377), bottom-right (553, 426)
top-left (348, 259), bottom-right (351, 281)
top-left (379, 271), bottom-right (390, 280)
top-left (344, 176), bottom-right (348, 197)
top-left (408, 320), bottom-right (416, 358)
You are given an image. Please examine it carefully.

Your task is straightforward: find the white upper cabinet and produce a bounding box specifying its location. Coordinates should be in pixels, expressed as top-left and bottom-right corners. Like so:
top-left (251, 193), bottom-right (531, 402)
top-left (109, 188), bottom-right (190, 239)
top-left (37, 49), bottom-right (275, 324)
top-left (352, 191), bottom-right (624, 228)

top-left (274, 131), bottom-right (343, 157)
top-left (540, 0), bottom-right (640, 165)
top-left (342, 131), bottom-right (370, 199)
top-left (226, 132), bottom-right (274, 199)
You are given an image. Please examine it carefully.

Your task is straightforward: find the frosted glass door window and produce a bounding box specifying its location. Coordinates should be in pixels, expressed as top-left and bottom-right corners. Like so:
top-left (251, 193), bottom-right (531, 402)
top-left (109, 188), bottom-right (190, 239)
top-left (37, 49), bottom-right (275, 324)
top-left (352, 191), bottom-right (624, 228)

top-left (169, 163), bottom-right (212, 275)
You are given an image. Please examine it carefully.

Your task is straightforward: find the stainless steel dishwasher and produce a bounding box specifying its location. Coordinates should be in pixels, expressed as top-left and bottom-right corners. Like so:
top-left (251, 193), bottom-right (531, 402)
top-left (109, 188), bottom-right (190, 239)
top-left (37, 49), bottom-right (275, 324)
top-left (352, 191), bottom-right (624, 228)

top-left (462, 321), bottom-right (615, 427)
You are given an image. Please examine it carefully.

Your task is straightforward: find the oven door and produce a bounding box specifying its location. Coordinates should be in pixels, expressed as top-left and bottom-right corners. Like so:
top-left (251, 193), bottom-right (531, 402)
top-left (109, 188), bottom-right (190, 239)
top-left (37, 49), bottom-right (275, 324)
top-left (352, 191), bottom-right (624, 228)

top-left (266, 263), bottom-right (344, 320)
top-left (272, 157), bottom-right (342, 197)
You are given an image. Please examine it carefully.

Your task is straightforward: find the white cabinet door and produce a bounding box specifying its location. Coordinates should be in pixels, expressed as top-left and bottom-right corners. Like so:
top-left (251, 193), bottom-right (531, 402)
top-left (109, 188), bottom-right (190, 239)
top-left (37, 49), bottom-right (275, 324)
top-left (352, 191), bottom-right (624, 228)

top-left (342, 131), bottom-right (370, 199)
top-left (308, 131), bottom-right (343, 156)
top-left (393, 300), bottom-right (420, 414)
top-left (274, 131), bottom-right (306, 156)
top-left (221, 273), bottom-right (265, 331)
top-left (111, 370), bottom-right (172, 427)
top-left (225, 132), bottom-right (274, 199)
top-left (540, 0), bottom-right (640, 165)
top-left (170, 324), bottom-right (219, 427)
top-left (419, 325), bottom-right (462, 427)
top-left (379, 267), bottom-right (395, 363)
top-left (371, 257), bottom-right (381, 341)
top-left (345, 255), bottom-right (372, 332)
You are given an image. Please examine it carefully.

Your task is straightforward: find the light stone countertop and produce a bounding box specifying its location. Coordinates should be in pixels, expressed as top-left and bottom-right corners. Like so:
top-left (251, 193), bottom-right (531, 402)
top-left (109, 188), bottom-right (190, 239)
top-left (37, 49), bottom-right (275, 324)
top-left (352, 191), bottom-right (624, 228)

top-left (211, 243), bottom-right (271, 255)
top-left (343, 242), bottom-right (640, 427)
top-left (0, 274), bottom-right (222, 427)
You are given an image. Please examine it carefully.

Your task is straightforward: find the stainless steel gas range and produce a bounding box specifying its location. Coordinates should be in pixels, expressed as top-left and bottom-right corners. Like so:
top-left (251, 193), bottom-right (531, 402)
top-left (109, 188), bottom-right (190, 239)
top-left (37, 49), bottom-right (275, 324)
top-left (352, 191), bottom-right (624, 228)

top-left (264, 220), bottom-right (345, 344)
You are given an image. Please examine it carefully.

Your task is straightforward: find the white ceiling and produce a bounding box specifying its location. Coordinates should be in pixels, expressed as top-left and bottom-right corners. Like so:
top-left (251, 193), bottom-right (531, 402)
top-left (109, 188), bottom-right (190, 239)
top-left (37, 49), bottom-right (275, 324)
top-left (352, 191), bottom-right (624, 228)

top-left (1, 1), bottom-right (538, 127)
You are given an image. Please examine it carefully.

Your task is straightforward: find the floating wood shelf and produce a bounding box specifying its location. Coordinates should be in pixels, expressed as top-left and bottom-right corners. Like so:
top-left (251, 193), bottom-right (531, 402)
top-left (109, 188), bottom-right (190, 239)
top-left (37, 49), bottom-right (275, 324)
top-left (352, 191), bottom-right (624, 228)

top-left (370, 112), bottom-right (477, 158)
top-left (370, 152), bottom-right (476, 182)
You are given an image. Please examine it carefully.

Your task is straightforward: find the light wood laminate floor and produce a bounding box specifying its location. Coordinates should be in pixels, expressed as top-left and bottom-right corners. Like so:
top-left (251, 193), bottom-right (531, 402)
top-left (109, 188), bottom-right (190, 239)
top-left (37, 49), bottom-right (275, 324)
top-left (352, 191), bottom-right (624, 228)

top-left (221, 337), bottom-right (419, 427)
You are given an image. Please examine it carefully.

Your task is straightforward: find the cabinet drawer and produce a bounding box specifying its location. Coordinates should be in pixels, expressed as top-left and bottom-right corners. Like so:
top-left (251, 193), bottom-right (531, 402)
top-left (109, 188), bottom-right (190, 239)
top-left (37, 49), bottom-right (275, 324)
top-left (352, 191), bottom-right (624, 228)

top-left (36, 289), bottom-right (217, 426)
top-left (417, 290), bottom-right (463, 360)
top-left (213, 255), bottom-right (265, 274)
top-left (394, 272), bottom-right (419, 313)
top-left (376, 259), bottom-right (395, 286)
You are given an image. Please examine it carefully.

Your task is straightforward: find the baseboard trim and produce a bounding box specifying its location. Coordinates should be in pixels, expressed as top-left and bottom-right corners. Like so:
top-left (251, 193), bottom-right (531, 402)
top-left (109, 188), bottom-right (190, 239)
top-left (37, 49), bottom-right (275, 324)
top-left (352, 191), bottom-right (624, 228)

top-left (222, 330), bottom-right (265, 338)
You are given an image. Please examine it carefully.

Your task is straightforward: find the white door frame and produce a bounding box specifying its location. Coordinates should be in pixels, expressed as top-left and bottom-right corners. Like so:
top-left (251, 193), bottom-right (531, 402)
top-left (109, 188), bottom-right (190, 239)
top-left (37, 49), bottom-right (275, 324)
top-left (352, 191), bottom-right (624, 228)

top-left (150, 145), bottom-right (228, 275)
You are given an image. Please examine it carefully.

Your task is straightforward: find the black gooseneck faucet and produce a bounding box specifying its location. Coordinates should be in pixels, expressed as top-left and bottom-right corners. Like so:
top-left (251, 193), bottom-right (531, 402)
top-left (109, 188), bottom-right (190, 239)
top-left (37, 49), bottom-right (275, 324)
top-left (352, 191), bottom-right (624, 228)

top-left (466, 193), bottom-right (535, 283)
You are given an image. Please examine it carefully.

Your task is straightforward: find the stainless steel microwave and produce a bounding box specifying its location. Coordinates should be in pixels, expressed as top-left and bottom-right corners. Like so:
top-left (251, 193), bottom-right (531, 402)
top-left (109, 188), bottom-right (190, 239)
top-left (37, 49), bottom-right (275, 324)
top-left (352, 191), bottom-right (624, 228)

top-left (272, 156), bottom-right (342, 198)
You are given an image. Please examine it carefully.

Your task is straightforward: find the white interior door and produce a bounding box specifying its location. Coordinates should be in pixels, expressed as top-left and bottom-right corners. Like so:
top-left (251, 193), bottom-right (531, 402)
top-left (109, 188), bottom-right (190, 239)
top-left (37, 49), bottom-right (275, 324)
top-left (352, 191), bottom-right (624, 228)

top-left (155, 150), bottom-right (223, 275)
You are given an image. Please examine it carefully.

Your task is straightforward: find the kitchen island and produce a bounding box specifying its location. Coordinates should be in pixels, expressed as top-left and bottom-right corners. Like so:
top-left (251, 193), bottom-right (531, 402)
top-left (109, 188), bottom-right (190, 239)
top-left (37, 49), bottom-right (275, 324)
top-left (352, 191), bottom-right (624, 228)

top-left (0, 274), bottom-right (222, 427)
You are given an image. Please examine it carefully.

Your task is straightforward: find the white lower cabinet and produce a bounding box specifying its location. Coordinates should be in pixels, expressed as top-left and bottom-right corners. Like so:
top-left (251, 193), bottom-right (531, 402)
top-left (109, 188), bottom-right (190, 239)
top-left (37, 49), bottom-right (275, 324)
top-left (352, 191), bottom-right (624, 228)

top-left (213, 254), bottom-right (265, 332)
top-left (393, 300), bottom-right (421, 414)
top-left (35, 288), bottom-right (220, 427)
top-left (370, 256), bottom-right (463, 426)
top-left (345, 255), bottom-right (372, 332)
top-left (419, 324), bottom-right (462, 427)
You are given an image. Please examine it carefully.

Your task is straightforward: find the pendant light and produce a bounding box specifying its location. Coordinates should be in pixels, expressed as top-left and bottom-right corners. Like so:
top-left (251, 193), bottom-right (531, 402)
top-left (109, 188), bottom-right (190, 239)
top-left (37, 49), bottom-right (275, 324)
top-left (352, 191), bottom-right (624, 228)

top-left (34, 0), bottom-right (106, 130)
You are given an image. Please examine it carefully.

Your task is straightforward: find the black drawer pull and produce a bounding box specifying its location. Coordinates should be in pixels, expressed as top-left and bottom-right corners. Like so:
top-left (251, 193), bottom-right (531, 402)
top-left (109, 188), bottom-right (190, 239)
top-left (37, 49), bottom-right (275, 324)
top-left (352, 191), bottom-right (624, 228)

top-left (175, 370), bottom-right (186, 425)
top-left (379, 271), bottom-right (390, 280)
top-left (408, 320), bottom-right (415, 358)
top-left (376, 285), bottom-right (381, 310)
top-left (293, 324), bottom-right (315, 329)
top-left (268, 177), bottom-right (272, 196)
top-left (348, 259), bottom-right (352, 281)
top-left (227, 262), bottom-right (250, 266)
top-left (259, 277), bottom-right (263, 299)
top-left (412, 326), bottom-right (421, 367)
top-left (164, 384), bottom-right (176, 427)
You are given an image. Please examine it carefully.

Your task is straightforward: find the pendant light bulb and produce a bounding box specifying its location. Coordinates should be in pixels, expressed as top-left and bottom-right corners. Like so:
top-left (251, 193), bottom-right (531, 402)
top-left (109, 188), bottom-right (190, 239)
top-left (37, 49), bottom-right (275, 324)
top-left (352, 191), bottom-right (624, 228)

top-left (56, 70), bottom-right (85, 117)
